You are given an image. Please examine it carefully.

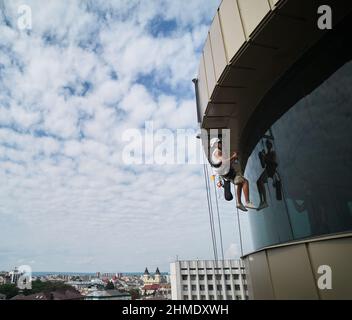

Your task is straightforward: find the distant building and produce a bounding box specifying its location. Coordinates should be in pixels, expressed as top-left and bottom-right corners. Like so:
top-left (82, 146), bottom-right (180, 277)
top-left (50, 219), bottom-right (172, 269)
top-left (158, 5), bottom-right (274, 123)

top-left (170, 260), bottom-right (248, 300)
top-left (140, 283), bottom-right (172, 300)
top-left (84, 290), bottom-right (131, 300)
top-left (142, 267), bottom-right (162, 285)
top-left (141, 284), bottom-right (160, 296)
top-left (11, 289), bottom-right (83, 300)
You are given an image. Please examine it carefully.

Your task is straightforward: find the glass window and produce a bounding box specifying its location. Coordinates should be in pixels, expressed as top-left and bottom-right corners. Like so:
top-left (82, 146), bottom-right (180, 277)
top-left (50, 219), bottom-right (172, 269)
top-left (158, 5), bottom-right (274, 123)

top-left (207, 275), bottom-right (213, 280)
top-left (200, 285), bottom-right (205, 291)
top-left (235, 285), bottom-right (240, 291)
top-left (216, 285), bottom-right (222, 291)
top-left (199, 275), bottom-right (205, 280)
top-left (182, 285), bottom-right (188, 291)
top-left (242, 27), bottom-right (352, 253)
top-left (190, 275), bottom-right (196, 281)
top-left (226, 285), bottom-right (231, 291)
top-left (183, 295), bottom-right (188, 300)
top-left (191, 285), bottom-right (197, 291)
top-left (215, 274), bottom-right (222, 280)
top-left (208, 284), bottom-right (214, 291)
top-left (182, 275), bottom-right (188, 281)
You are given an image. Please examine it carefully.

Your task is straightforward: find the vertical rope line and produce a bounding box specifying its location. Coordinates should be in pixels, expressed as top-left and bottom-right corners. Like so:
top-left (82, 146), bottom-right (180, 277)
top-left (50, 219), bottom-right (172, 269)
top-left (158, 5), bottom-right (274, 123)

top-left (202, 160), bottom-right (218, 262)
top-left (212, 175), bottom-right (225, 261)
top-left (204, 162), bottom-right (218, 261)
top-left (233, 185), bottom-right (244, 258)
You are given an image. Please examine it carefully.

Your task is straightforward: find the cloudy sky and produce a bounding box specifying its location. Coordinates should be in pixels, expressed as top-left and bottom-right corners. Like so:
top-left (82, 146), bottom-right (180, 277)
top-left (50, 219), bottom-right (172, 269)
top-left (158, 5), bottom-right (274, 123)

top-left (0, 0), bottom-right (251, 273)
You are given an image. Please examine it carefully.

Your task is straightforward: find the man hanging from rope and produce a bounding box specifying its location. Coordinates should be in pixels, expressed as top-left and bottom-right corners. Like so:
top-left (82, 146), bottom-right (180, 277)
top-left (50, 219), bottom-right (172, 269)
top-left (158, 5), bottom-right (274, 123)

top-left (210, 137), bottom-right (256, 212)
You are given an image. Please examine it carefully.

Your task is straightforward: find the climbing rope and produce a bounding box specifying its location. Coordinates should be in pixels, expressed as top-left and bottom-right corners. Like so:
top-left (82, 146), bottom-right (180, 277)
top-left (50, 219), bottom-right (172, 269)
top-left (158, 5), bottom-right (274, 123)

top-left (202, 157), bottom-right (218, 262)
top-left (232, 184), bottom-right (244, 258)
top-left (211, 170), bottom-right (225, 261)
top-left (202, 153), bottom-right (225, 298)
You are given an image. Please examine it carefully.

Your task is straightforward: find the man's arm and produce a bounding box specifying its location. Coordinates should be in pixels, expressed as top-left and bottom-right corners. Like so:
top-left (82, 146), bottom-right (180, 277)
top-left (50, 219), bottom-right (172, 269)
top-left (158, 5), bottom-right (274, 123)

top-left (214, 149), bottom-right (238, 162)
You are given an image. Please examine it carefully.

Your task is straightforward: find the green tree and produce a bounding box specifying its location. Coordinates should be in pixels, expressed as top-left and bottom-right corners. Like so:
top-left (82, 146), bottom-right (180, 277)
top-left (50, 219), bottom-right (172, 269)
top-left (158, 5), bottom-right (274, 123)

top-left (0, 284), bottom-right (19, 299)
top-left (129, 289), bottom-right (140, 300)
top-left (23, 279), bottom-right (77, 296)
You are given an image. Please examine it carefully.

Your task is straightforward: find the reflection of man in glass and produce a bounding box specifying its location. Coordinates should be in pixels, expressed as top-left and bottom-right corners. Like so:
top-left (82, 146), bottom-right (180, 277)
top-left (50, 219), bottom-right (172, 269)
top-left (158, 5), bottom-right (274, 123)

top-left (257, 140), bottom-right (281, 211)
top-left (210, 138), bottom-right (256, 211)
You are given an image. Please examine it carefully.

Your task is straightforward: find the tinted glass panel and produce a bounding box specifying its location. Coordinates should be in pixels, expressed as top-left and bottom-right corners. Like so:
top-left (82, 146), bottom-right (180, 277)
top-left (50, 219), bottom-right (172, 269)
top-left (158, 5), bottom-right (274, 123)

top-left (244, 59), bottom-right (352, 251)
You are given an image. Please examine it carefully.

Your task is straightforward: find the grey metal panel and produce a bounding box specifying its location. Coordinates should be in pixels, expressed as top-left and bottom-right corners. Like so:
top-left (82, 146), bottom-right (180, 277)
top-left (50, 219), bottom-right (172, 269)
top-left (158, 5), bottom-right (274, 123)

top-left (198, 0), bottom-right (352, 136)
top-left (246, 251), bottom-right (275, 299)
top-left (206, 103), bottom-right (238, 117)
top-left (203, 34), bottom-right (217, 99)
top-left (266, 244), bottom-right (319, 299)
top-left (209, 12), bottom-right (228, 81)
top-left (308, 237), bottom-right (352, 299)
top-left (237, 0), bottom-right (271, 38)
top-left (219, 0), bottom-right (247, 62)
top-left (202, 116), bottom-right (229, 129)
top-left (198, 55), bottom-right (209, 117)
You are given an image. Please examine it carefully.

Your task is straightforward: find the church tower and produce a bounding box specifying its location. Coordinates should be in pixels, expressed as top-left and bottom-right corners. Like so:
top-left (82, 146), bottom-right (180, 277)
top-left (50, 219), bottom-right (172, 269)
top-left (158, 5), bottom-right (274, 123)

top-left (143, 267), bottom-right (150, 283)
top-left (155, 267), bottom-right (161, 284)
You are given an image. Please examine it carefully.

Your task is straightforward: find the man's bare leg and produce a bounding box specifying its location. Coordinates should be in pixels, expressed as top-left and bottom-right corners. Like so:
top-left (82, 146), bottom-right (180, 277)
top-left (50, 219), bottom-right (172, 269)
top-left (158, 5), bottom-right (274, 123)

top-left (242, 179), bottom-right (250, 203)
top-left (235, 184), bottom-right (247, 211)
top-left (242, 179), bottom-right (256, 209)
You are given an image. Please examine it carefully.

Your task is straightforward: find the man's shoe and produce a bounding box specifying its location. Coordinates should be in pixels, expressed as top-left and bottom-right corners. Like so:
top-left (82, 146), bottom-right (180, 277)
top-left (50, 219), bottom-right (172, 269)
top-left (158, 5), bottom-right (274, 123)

top-left (245, 202), bottom-right (256, 210)
top-left (257, 202), bottom-right (268, 211)
top-left (237, 204), bottom-right (248, 212)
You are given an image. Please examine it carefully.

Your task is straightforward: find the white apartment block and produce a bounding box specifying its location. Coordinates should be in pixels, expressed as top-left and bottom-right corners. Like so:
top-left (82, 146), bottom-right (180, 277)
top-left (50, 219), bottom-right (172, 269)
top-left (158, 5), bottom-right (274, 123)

top-left (170, 260), bottom-right (249, 300)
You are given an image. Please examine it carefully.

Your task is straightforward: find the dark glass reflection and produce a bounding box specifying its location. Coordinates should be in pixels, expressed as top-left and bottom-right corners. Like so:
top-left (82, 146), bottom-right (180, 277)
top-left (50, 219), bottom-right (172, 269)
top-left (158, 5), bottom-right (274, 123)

top-left (244, 60), bottom-right (352, 252)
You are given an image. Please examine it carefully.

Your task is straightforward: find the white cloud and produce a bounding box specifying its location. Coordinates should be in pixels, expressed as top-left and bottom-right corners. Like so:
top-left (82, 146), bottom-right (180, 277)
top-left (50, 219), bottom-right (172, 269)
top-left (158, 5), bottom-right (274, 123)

top-left (0, 0), bottom-right (250, 273)
top-left (225, 243), bottom-right (240, 260)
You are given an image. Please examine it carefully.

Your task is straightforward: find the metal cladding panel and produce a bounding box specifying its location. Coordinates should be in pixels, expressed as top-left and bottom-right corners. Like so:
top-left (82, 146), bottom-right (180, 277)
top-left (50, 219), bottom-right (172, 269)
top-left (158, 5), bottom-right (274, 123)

top-left (206, 103), bottom-right (237, 117)
top-left (308, 237), bottom-right (352, 299)
top-left (219, 0), bottom-right (246, 63)
top-left (237, 0), bottom-right (271, 38)
top-left (203, 34), bottom-right (217, 100)
top-left (209, 12), bottom-right (228, 81)
top-left (245, 251), bottom-right (274, 299)
top-left (267, 244), bottom-right (320, 299)
top-left (198, 55), bottom-right (209, 117)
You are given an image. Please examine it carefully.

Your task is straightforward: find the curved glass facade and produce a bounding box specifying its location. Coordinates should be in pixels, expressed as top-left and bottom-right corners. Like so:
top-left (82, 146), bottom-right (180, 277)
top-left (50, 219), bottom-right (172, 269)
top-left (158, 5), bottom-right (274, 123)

top-left (243, 38), bottom-right (352, 252)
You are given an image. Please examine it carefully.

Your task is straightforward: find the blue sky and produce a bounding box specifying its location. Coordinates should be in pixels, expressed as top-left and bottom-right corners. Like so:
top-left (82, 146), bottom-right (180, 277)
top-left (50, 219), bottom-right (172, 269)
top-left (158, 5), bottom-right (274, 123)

top-left (0, 0), bottom-right (250, 272)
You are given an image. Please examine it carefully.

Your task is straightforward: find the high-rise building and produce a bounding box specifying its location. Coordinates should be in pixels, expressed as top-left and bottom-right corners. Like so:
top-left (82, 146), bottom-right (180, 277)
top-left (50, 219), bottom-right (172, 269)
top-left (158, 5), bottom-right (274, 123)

top-left (170, 260), bottom-right (248, 300)
top-left (194, 0), bottom-right (352, 299)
